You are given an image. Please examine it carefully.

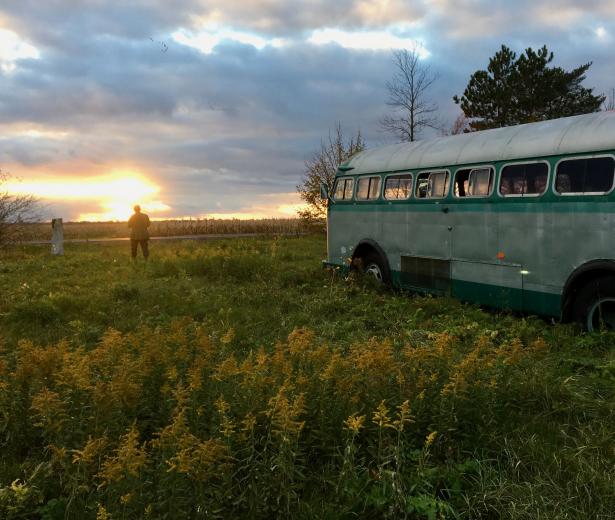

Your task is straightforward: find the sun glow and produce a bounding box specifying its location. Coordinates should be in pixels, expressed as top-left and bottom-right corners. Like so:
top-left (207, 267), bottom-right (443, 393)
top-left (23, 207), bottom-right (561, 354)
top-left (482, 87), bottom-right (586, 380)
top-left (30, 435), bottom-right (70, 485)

top-left (5, 172), bottom-right (170, 221)
top-left (201, 193), bottom-right (308, 220)
top-left (0, 28), bottom-right (39, 72)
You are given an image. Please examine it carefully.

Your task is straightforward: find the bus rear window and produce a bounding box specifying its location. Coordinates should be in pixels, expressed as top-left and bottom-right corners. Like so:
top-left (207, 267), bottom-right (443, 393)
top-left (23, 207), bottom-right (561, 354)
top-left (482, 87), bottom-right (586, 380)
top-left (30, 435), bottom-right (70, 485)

top-left (555, 157), bottom-right (615, 194)
top-left (500, 162), bottom-right (548, 196)
top-left (333, 177), bottom-right (355, 200)
top-left (356, 176), bottom-right (381, 200)
top-left (416, 171), bottom-right (449, 199)
top-left (384, 174), bottom-right (412, 200)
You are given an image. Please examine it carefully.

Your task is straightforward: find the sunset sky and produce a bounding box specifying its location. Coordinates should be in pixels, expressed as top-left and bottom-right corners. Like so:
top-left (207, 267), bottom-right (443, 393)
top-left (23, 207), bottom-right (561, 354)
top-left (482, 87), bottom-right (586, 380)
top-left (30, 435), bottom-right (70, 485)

top-left (1, 1), bottom-right (614, 221)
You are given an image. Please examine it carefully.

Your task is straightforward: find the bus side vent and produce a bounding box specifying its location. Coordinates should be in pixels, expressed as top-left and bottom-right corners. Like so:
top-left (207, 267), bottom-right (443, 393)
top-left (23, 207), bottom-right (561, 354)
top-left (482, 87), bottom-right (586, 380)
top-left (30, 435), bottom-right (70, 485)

top-left (401, 256), bottom-right (451, 294)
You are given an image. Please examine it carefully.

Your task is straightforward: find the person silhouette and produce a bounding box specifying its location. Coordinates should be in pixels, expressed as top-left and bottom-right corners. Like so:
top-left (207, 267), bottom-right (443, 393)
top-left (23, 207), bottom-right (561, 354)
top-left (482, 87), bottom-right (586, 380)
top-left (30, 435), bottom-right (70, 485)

top-left (128, 205), bottom-right (151, 259)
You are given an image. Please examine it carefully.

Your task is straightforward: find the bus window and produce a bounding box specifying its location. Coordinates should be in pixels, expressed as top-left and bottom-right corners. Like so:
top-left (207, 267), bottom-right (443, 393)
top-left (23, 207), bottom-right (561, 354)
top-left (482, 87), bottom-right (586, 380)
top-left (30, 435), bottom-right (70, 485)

top-left (455, 167), bottom-right (493, 197)
top-left (454, 169), bottom-right (471, 197)
top-left (500, 162), bottom-right (548, 196)
top-left (428, 171), bottom-right (449, 198)
top-left (416, 171), bottom-right (449, 199)
top-left (555, 157), bottom-right (615, 194)
top-left (415, 173), bottom-right (429, 198)
top-left (468, 168), bottom-right (493, 196)
top-left (356, 176), bottom-right (381, 200)
top-left (384, 174), bottom-right (412, 200)
top-left (333, 177), bottom-right (355, 200)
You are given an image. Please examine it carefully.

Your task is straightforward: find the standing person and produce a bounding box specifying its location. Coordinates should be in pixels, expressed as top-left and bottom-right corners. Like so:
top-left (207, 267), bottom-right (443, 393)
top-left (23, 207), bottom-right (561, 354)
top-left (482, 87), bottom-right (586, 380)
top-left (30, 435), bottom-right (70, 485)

top-left (128, 205), bottom-right (151, 259)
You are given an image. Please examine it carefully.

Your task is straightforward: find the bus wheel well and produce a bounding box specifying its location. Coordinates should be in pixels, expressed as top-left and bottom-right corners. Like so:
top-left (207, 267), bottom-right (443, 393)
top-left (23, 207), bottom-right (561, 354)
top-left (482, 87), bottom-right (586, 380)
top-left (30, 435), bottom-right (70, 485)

top-left (351, 240), bottom-right (391, 283)
top-left (562, 262), bottom-right (615, 321)
top-left (352, 240), bottom-right (385, 265)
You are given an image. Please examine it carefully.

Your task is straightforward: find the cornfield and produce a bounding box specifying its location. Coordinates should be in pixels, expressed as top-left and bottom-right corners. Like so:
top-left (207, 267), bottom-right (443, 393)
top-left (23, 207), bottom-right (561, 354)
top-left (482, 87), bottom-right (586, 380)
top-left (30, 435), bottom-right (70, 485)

top-left (12, 218), bottom-right (314, 242)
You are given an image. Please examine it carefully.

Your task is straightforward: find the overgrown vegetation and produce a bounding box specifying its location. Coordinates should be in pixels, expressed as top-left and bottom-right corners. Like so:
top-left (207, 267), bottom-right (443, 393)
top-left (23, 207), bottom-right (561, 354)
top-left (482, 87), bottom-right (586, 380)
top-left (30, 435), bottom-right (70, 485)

top-left (0, 236), bottom-right (613, 519)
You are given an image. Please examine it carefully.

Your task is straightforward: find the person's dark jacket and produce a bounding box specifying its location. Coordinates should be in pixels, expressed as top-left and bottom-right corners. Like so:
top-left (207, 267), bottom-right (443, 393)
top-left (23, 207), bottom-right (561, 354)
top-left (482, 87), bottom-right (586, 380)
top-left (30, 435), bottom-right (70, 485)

top-left (128, 213), bottom-right (151, 240)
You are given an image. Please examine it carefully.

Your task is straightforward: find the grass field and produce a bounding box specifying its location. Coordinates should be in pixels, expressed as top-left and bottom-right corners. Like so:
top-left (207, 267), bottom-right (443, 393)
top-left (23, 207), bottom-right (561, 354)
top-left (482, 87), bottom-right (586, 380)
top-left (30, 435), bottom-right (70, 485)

top-left (0, 235), bottom-right (613, 519)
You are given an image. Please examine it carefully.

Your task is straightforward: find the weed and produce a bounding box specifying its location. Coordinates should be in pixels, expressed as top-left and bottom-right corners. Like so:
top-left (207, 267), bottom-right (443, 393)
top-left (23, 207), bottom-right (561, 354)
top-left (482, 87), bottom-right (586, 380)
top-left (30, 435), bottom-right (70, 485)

top-left (0, 236), bottom-right (612, 519)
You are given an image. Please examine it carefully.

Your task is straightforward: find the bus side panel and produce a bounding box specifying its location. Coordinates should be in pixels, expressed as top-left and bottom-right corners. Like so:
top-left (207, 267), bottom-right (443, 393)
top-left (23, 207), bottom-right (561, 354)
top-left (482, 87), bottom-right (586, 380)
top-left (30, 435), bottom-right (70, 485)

top-left (327, 206), bottom-right (381, 265)
top-left (381, 207), bottom-right (411, 275)
top-left (404, 205), bottom-right (451, 260)
top-left (546, 203), bottom-right (615, 286)
top-left (327, 208), bottom-right (354, 266)
top-left (451, 207), bottom-right (498, 263)
top-left (451, 261), bottom-right (523, 311)
top-left (497, 205), bottom-right (562, 316)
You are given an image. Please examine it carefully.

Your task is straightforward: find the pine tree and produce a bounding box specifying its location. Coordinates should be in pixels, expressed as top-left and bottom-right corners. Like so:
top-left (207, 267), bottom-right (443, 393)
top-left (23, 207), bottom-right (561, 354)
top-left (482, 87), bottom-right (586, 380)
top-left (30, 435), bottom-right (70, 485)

top-left (454, 45), bottom-right (604, 131)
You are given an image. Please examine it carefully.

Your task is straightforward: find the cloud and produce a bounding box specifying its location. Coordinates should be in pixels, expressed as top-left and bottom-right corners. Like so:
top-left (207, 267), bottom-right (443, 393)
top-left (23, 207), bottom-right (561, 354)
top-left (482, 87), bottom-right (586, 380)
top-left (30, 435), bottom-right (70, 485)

top-left (1, 1), bottom-right (614, 220)
top-left (0, 28), bottom-right (39, 72)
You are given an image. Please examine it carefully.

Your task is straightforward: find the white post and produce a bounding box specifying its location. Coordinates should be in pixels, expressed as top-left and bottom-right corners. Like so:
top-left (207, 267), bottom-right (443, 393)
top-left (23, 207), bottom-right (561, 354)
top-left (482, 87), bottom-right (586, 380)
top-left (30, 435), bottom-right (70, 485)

top-left (51, 218), bottom-right (64, 255)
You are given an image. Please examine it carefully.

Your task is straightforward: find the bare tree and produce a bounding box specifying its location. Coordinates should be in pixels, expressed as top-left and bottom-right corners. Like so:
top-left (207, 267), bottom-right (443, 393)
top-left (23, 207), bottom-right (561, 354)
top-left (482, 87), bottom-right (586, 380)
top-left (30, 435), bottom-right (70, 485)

top-left (296, 123), bottom-right (365, 222)
top-left (603, 88), bottom-right (615, 111)
top-left (381, 48), bottom-right (439, 142)
top-left (0, 170), bottom-right (40, 247)
top-left (440, 113), bottom-right (471, 136)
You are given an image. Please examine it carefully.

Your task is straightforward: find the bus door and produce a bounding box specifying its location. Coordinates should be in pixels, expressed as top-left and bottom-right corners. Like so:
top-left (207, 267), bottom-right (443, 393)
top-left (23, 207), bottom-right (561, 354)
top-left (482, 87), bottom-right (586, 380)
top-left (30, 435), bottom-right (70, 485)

top-left (449, 166), bottom-right (524, 310)
top-left (399, 170), bottom-right (452, 295)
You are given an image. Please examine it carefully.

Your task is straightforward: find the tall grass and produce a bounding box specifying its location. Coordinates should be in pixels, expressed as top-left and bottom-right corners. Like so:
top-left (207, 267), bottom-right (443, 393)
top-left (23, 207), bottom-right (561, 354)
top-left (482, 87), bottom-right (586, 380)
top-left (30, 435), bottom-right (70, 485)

top-left (0, 236), bottom-right (613, 519)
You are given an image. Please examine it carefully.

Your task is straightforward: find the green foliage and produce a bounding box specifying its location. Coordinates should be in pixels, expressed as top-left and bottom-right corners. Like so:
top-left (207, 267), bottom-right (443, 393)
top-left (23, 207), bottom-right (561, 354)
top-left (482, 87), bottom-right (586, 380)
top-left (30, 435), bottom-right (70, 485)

top-left (110, 283), bottom-right (140, 302)
top-left (38, 498), bottom-right (67, 520)
top-left (454, 45), bottom-right (605, 131)
top-left (0, 236), bottom-right (613, 519)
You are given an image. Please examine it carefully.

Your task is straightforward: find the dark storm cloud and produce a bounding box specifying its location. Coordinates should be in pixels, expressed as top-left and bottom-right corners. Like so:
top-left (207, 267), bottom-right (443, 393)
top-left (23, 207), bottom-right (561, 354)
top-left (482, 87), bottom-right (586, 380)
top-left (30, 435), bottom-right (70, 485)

top-left (1, 0), bottom-right (614, 218)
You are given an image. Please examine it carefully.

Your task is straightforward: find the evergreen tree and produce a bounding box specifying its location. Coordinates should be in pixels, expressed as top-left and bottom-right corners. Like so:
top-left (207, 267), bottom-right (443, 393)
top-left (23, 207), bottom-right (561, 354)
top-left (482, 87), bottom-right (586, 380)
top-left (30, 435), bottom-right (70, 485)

top-left (454, 45), bottom-right (604, 131)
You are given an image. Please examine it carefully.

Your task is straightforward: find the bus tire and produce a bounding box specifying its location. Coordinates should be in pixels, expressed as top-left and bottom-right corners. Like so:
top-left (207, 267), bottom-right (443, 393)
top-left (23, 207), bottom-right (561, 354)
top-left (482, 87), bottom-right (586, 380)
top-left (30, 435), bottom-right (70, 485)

top-left (363, 251), bottom-right (391, 286)
top-left (572, 275), bottom-right (615, 331)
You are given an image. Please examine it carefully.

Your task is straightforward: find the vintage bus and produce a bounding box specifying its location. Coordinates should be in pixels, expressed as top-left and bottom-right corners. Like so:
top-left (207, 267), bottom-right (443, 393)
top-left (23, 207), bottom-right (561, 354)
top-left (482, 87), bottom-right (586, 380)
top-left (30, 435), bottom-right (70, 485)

top-left (322, 111), bottom-right (615, 331)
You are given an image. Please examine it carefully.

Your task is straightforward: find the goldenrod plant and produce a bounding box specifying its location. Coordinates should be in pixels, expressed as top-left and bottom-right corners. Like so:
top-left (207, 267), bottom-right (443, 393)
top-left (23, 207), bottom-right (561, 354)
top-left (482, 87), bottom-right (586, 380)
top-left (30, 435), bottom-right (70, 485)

top-left (0, 236), bottom-right (613, 518)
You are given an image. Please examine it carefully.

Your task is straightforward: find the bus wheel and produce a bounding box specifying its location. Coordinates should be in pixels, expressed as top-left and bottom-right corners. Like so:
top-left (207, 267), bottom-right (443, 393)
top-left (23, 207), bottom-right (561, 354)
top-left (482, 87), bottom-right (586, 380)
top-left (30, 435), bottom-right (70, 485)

top-left (363, 252), bottom-right (390, 285)
top-left (573, 276), bottom-right (615, 331)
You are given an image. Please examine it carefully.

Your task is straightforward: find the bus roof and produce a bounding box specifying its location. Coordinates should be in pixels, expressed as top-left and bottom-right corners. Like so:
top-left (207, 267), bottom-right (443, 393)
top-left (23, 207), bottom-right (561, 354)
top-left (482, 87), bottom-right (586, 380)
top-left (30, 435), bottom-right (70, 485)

top-left (341, 111), bottom-right (615, 175)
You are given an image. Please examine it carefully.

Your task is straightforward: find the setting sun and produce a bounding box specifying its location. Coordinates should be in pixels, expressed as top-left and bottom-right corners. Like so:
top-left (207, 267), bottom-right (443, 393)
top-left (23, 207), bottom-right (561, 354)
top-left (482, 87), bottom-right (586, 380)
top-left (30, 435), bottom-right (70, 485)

top-left (5, 171), bottom-right (170, 221)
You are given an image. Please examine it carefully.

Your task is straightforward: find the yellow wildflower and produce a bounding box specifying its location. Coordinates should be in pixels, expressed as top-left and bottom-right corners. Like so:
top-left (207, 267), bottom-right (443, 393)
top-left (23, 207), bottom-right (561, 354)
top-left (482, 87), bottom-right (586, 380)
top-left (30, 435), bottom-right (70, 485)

top-left (96, 503), bottom-right (112, 520)
top-left (97, 424), bottom-right (147, 487)
top-left (424, 431), bottom-right (438, 449)
top-left (241, 412), bottom-right (257, 433)
top-left (344, 413), bottom-right (366, 434)
top-left (221, 328), bottom-right (235, 345)
top-left (72, 436), bottom-right (108, 465)
top-left (393, 400), bottom-right (413, 432)
top-left (372, 400), bottom-right (392, 429)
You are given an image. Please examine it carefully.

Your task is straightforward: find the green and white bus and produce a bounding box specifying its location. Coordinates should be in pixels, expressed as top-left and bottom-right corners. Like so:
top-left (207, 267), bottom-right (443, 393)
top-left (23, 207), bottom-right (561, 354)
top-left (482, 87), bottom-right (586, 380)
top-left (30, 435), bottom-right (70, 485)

top-left (323, 111), bottom-right (615, 330)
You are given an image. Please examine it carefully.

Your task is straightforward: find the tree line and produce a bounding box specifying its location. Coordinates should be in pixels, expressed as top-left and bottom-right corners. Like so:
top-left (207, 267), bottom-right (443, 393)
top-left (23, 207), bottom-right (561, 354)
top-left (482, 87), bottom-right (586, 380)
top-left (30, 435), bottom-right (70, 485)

top-left (298, 44), bottom-right (608, 221)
